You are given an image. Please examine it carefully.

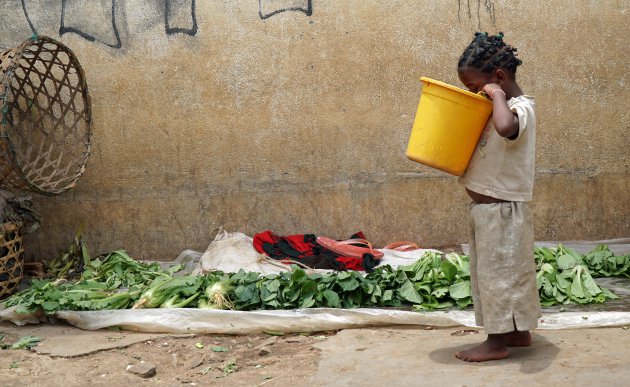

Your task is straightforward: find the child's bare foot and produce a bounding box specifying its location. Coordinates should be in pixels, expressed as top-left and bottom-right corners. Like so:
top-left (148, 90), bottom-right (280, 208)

top-left (454, 335), bottom-right (509, 362)
top-left (505, 330), bottom-right (532, 347)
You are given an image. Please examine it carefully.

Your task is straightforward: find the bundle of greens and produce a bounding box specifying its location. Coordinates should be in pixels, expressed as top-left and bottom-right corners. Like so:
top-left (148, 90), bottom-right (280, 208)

top-left (3, 250), bottom-right (183, 313)
top-left (212, 251), bottom-right (471, 312)
top-left (582, 245), bottom-right (630, 278)
top-left (3, 245), bottom-right (628, 315)
top-left (133, 275), bottom-right (203, 309)
top-left (535, 245), bottom-right (619, 306)
top-left (44, 225), bottom-right (90, 279)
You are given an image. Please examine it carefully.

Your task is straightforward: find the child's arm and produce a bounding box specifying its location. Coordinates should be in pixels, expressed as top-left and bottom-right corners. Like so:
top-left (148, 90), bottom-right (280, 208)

top-left (482, 84), bottom-right (519, 139)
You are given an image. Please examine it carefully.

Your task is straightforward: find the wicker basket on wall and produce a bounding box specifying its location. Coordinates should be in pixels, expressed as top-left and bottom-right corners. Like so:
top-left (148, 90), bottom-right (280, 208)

top-left (0, 222), bottom-right (24, 299)
top-left (0, 35), bottom-right (92, 195)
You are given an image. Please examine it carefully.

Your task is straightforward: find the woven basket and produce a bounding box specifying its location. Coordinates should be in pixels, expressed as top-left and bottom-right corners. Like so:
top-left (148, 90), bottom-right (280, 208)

top-left (0, 35), bottom-right (92, 195)
top-left (0, 222), bottom-right (24, 299)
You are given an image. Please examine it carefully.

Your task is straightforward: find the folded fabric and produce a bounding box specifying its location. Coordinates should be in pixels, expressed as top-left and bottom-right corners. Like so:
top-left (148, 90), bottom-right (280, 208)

top-left (253, 230), bottom-right (380, 272)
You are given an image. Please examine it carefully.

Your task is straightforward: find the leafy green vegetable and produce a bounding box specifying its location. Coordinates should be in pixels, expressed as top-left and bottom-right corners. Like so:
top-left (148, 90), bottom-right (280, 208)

top-left (11, 336), bottom-right (43, 350)
top-left (4, 245), bottom-right (627, 315)
top-left (133, 275), bottom-right (203, 309)
top-left (535, 246), bottom-right (620, 306)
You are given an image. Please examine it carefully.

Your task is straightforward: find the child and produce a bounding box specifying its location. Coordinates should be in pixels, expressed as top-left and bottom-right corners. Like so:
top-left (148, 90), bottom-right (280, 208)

top-left (454, 32), bottom-right (541, 362)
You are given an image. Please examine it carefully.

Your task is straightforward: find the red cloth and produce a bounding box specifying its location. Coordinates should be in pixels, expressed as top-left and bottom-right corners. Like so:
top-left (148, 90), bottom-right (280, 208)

top-left (253, 230), bottom-right (374, 271)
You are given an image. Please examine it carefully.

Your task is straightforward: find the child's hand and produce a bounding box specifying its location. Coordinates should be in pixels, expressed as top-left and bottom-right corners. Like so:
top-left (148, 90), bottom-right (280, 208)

top-left (482, 83), bottom-right (505, 100)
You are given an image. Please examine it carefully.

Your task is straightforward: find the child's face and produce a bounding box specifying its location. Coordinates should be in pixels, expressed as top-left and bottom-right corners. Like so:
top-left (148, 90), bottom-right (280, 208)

top-left (458, 68), bottom-right (497, 93)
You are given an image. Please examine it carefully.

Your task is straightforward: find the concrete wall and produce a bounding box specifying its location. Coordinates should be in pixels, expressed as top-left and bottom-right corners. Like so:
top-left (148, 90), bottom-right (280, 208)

top-left (0, 0), bottom-right (628, 261)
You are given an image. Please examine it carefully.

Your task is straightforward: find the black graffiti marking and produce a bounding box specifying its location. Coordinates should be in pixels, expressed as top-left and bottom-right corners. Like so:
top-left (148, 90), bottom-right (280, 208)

top-left (165, 0), bottom-right (198, 35)
top-left (21, 0), bottom-right (37, 35)
top-left (259, 0), bottom-right (313, 20)
top-left (457, 0), bottom-right (496, 28)
top-left (59, 0), bottom-right (122, 49)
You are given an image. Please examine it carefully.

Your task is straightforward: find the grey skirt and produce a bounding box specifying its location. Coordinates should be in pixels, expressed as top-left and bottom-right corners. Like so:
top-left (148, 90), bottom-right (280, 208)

top-left (468, 201), bottom-right (542, 334)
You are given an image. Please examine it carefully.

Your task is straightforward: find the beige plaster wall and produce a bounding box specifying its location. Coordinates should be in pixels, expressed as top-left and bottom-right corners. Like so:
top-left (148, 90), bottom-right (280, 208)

top-left (1, 0), bottom-right (628, 261)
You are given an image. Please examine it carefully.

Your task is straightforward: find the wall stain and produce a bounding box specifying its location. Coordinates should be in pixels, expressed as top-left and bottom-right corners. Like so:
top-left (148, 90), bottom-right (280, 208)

top-left (457, 0), bottom-right (496, 29)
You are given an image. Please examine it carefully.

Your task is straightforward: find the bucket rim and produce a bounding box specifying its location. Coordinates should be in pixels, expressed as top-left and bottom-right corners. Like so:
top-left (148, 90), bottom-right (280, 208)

top-left (420, 77), bottom-right (491, 104)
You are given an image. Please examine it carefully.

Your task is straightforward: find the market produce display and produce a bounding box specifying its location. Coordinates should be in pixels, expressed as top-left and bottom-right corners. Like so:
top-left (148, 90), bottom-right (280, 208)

top-left (534, 244), bottom-right (622, 306)
top-left (2, 245), bottom-right (629, 315)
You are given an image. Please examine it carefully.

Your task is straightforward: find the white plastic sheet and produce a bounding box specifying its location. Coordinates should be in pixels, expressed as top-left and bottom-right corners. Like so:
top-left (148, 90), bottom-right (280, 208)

top-left (3, 305), bottom-right (630, 334)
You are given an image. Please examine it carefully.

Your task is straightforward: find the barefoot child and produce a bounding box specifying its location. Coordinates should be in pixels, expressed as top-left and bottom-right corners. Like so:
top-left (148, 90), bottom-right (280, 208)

top-left (454, 32), bottom-right (541, 362)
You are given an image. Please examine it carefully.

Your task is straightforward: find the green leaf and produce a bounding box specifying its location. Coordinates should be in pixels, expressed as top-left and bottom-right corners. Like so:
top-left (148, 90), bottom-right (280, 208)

top-left (322, 289), bottom-right (340, 308)
top-left (455, 297), bottom-right (472, 308)
top-left (601, 287), bottom-right (619, 300)
top-left (431, 287), bottom-right (448, 298)
top-left (440, 261), bottom-right (457, 282)
top-left (570, 273), bottom-right (586, 299)
top-left (449, 281), bottom-right (471, 300)
top-left (266, 279), bottom-right (281, 293)
top-left (398, 280), bottom-right (423, 304)
top-left (557, 254), bottom-right (577, 270)
top-left (291, 269), bottom-right (306, 283)
top-left (234, 285), bottom-right (254, 303)
top-left (300, 296), bottom-right (315, 308)
top-left (211, 346), bottom-right (229, 352)
top-left (338, 278), bottom-right (360, 292)
top-left (11, 336), bottom-right (43, 350)
top-left (580, 271), bottom-right (602, 296)
top-left (382, 289), bottom-right (394, 302)
top-left (555, 273), bottom-right (571, 290)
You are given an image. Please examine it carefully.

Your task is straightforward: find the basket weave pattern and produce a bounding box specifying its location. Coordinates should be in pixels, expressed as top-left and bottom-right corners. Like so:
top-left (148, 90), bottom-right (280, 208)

top-left (0, 223), bottom-right (24, 299)
top-left (0, 36), bottom-right (92, 195)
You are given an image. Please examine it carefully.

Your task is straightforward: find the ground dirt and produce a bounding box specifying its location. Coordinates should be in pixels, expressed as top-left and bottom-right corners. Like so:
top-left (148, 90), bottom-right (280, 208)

top-left (1, 322), bottom-right (630, 386)
top-left (0, 323), bottom-right (326, 386)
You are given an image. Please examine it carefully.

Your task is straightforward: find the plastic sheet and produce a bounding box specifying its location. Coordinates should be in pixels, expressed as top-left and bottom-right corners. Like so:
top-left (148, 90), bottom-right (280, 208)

top-left (3, 305), bottom-right (630, 334)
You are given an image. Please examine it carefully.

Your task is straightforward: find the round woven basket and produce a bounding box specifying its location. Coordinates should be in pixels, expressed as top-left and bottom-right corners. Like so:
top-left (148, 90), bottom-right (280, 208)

top-left (0, 35), bottom-right (92, 195)
top-left (0, 222), bottom-right (24, 299)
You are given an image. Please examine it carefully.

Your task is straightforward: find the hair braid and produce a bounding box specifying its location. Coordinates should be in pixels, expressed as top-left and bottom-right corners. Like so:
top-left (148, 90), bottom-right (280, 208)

top-left (458, 32), bottom-right (522, 74)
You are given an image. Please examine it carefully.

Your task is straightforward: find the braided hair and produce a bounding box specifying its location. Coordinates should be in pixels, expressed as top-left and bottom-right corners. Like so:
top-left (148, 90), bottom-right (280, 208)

top-left (458, 32), bottom-right (522, 74)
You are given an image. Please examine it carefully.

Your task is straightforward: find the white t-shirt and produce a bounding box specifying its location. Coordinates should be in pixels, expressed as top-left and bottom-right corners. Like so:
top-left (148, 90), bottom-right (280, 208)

top-left (458, 95), bottom-right (536, 202)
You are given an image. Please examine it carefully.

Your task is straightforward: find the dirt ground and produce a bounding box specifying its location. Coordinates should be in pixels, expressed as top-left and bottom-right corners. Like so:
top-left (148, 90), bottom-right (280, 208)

top-left (0, 321), bottom-right (323, 386)
top-left (1, 321), bottom-right (630, 386)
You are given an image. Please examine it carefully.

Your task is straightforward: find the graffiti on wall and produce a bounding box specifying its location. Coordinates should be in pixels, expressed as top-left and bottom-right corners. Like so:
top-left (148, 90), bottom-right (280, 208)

top-left (7, 2), bottom-right (501, 49)
top-left (259, 0), bottom-right (313, 20)
top-left (457, 0), bottom-right (496, 29)
top-left (13, 0), bottom-right (198, 49)
top-left (59, 0), bottom-right (121, 48)
top-left (165, 0), bottom-right (198, 35)
top-left (10, 0), bottom-right (311, 48)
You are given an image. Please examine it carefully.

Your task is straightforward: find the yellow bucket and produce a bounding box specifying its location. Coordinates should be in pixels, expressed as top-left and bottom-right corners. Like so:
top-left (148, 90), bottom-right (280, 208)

top-left (406, 77), bottom-right (493, 176)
